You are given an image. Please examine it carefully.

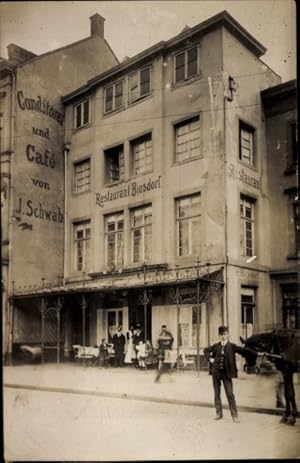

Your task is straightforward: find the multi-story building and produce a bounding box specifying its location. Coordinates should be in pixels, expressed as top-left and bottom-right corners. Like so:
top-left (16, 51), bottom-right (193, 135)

top-left (3, 10), bottom-right (297, 367)
top-left (1, 14), bottom-right (118, 362)
top-left (261, 80), bottom-right (298, 330)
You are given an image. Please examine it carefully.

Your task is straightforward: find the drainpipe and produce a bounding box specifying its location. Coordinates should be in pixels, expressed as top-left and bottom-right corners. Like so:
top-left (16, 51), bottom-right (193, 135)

top-left (7, 69), bottom-right (16, 364)
top-left (63, 143), bottom-right (71, 283)
top-left (223, 92), bottom-right (229, 327)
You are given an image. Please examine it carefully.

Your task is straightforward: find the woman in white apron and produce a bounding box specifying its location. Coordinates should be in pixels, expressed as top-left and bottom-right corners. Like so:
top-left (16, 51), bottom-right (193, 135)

top-left (124, 324), bottom-right (136, 365)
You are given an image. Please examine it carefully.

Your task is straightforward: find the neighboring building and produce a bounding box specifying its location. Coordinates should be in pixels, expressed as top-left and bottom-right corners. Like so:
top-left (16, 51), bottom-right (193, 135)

top-left (3, 10), bottom-right (296, 367)
top-left (261, 80), bottom-right (299, 330)
top-left (0, 14), bottom-right (118, 362)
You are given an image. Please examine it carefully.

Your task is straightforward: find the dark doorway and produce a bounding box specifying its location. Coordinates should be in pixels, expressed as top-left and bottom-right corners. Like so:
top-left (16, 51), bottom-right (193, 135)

top-left (128, 290), bottom-right (152, 341)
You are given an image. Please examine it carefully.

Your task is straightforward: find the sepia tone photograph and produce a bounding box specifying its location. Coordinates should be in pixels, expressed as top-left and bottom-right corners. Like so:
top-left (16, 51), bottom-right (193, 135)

top-left (1, 0), bottom-right (298, 460)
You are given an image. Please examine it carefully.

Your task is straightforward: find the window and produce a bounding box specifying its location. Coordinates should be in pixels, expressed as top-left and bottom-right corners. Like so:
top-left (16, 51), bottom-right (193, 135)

top-left (174, 45), bottom-right (199, 84)
top-left (240, 196), bottom-right (255, 257)
top-left (293, 202), bottom-right (300, 254)
top-left (129, 67), bottom-right (151, 103)
top-left (176, 193), bottom-right (201, 257)
top-left (74, 221), bottom-right (91, 272)
top-left (241, 287), bottom-right (255, 339)
top-left (131, 133), bottom-right (152, 176)
top-left (104, 81), bottom-right (124, 113)
top-left (104, 145), bottom-right (124, 184)
top-left (105, 213), bottom-right (124, 268)
top-left (74, 99), bottom-right (89, 129)
top-left (282, 285), bottom-right (300, 329)
top-left (175, 116), bottom-right (200, 162)
top-left (239, 122), bottom-right (255, 166)
top-left (131, 205), bottom-right (152, 263)
top-left (73, 159), bottom-right (91, 193)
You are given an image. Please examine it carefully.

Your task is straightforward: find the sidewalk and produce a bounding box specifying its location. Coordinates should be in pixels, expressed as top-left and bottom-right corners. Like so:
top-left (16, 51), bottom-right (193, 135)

top-left (3, 363), bottom-right (300, 416)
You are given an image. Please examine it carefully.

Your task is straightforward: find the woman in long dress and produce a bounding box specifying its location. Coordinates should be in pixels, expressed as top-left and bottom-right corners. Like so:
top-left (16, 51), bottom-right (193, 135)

top-left (124, 324), bottom-right (136, 365)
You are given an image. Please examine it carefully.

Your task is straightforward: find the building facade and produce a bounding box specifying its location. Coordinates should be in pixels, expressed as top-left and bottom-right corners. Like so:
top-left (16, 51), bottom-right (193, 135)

top-left (1, 14), bottom-right (118, 362)
top-left (2, 11), bottom-right (297, 367)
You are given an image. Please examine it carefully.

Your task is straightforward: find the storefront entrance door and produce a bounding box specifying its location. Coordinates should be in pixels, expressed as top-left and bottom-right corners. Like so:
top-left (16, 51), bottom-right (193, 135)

top-left (106, 309), bottom-right (123, 343)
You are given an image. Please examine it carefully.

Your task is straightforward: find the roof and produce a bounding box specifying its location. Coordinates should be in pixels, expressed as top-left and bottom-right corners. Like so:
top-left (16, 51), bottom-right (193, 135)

top-left (62, 10), bottom-right (267, 104)
top-left (261, 79), bottom-right (297, 100)
top-left (0, 57), bottom-right (16, 76)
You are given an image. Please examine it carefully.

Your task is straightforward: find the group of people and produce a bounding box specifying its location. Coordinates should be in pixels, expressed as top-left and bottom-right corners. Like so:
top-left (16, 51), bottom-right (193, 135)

top-left (99, 323), bottom-right (156, 369)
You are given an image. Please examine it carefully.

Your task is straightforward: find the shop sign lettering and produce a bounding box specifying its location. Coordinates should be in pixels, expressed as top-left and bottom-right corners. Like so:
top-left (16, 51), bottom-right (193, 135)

top-left (228, 163), bottom-right (260, 190)
top-left (15, 197), bottom-right (63, 223)
top-left (96, 175), bottom-right (162, 208)
top-left (26, 144), bottom-right (56, 169)
top-left (32, 126), bottom-right (50, 139)
top-left (17, 90), bottom-right (64, 126)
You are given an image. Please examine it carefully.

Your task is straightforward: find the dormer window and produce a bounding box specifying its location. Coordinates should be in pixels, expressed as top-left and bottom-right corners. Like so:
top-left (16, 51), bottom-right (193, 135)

top-left (129, 66), bottom-right (151, 103)
top-left (174, 45), bottom-right (199, 84)
top-left (104, 80), bottom-right (124, 114)
top-left (74, 99), bottom-right (89, 129)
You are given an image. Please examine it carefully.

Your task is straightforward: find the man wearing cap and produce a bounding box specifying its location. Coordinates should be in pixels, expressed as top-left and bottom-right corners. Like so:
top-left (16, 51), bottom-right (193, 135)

top-left (204, 325), bottom-right (255, 423)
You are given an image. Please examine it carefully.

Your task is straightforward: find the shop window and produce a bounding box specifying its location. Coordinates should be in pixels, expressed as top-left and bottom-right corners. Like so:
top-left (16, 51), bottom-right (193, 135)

top-left (174, 116), bottom-right (200, 162)
top-left (105, 212), bottom-right (124, 268)
top-left (131, 205), bottom-right (152, 263)
top-left (176, 193), bottom-right (201, 257)
top-left (74, 221), bottom-right (91, 272)
top-left (104, 80), bottom-right (124, 113)
top-left (131, 133), bottom-right (152, 176)
top-left (73, 158), bottom-right (90, 193)
top-left (241, 287), bottom-right (255, 339)
top-left (174, 45), bottom-right (199, 84)
top-left (239, 121), bottom-right (255, 166)
top-left (104, 145), bottom-right (124, 184)
top-left (74, 99), bottom-right (89, 129)
top-left (240, 195), bottom-right (255, 258)
top-left (129, 66), bottom-right (151, 103)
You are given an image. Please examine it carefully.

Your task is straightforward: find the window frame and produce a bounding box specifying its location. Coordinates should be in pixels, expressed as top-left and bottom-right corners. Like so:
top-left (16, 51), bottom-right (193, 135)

top-left (130, 132), bottom-right (153, 176)
top-left (174, 44), bottom-right (199, 85)
top-left (129, 66), bottom-right (151, 104)
top-left (73, 220), bottom-right (91, 272)
top-left (130, 204), bottom-right (152, 263)
top-left (104, 80), bottom-right (125, 114)
top-left (104, 212), bottom-right (124, 268)
top-left (240, 195), bottom-right (255, 258)
top-left (73, 158), bottom-right (91, 194)
top-left (176, 193), bottom-right (201, 257)
top-left (74, 99), bottom-right (90, 129)
top-left (174, 115), bottom-right (201, 163)
top-left (241, 287), bottom-right (256, 339)
top-left (239, 121), bottom-right (255, 167)
top-left (104, 144), bottom-right (125, 184)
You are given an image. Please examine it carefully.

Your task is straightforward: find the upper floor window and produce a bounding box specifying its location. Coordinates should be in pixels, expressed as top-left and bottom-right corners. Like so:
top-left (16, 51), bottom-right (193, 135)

top-left (131, 133), bottom-right (152, 176)
top-left (74, 99), bottom-right (89, 129)
top-left (104, 145), bottom-right (124, 184)
top-left (175, 116), bottom-right (200, 162)
top-left (174, 45), bottom-right (199, 84)
top-left (129, 67), bottom-right (151, 103)
top-left (74, 221), bottom-right (91, 272)
top-left (176, 193), bottom-right (201, 257)
top-left (104, 81), bottom-right (124, 113)
top-left (73, 158), bottom-right (91, 194)
top-left (239, 122), bottom-right (255, 166)
top-left (240, 195), bottom-right (255, 257)
top-left (105, 212), bottom-right (124, 268)
top-left (131, 205), bottom-right (152, 263)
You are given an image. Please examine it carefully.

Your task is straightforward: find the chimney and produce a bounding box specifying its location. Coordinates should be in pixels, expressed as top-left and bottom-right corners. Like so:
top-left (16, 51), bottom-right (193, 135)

top-left (7, 44), bottom-right (37, 65)
top-left (90, 13), bottom-right (105, 38)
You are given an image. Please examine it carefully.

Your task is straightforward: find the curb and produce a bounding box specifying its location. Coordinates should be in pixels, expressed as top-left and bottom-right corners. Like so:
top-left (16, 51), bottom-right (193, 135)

top-left (4, 382), bottom-right (293, 417)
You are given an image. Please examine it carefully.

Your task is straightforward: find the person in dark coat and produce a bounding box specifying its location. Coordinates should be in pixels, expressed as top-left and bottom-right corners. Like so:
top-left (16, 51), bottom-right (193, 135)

top-left (154, 325), bottom-right (174, 383)
top-left (112, 326), bottom-right (126, 367)
top-left (204, 325), bottom-right (257, 423)
top-left (133, 323), bottom-right (144, 366)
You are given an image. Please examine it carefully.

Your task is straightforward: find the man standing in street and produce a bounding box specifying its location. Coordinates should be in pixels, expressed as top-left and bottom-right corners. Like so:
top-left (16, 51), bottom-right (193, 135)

top-left (112, 326), bottom-right (125, 367)
top-left (204, 325), bottom-right (256, 423)
top-left (154, 325), bottom-right (174, 383)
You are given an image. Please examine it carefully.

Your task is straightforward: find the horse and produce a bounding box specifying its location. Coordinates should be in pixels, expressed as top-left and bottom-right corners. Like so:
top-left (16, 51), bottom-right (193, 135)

top-left (241, 328), bottom-right (300, 425)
